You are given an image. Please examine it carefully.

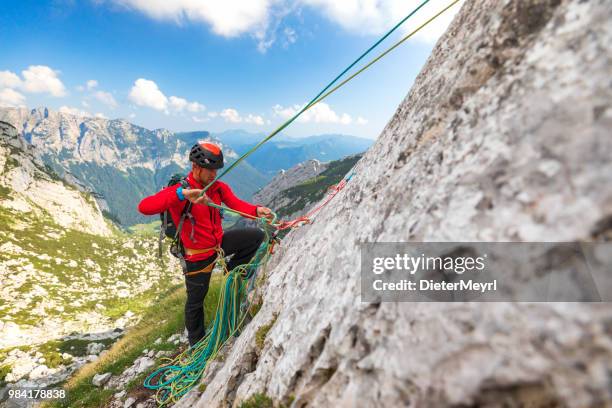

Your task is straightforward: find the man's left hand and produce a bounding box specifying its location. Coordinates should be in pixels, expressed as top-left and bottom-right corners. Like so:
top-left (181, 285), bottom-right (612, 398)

top-left (257, 206), bottom-right (274, 221)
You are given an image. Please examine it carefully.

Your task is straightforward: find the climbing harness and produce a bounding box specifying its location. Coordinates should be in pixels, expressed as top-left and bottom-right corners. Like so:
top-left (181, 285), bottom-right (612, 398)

top-left (144, 0), bottom-right (461, 405)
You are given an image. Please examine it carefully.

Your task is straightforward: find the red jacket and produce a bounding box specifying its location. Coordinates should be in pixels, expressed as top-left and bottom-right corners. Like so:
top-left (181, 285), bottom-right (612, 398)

top-left (138, 172), bottom-right (259, 261)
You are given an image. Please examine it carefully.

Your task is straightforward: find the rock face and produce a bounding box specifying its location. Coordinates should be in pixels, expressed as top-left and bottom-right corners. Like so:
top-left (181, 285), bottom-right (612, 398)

top-left (0, 121), bottom-right (112, 236)
top-left (180, 0), bottom-right (612, 407)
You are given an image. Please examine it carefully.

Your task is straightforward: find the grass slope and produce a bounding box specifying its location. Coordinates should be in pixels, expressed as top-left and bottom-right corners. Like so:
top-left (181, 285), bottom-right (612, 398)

top-left (49, 276), bottom-right (222, 407)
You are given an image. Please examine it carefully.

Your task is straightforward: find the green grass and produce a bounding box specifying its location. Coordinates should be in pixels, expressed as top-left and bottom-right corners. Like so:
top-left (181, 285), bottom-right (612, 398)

top-left (48, 276), bottom-right (223, 408)
top-left (239, 393), bottom-right (274, 408)
top-left (0, 184), bottom-right (10, 198)
top-left (249, 300), bottom-right (263, 318)
top-left (0, 203), bottom-right (175, 326)
top-left (255, 314), bottom-right (278, 351)
top-left (0, 364), bottom-right (11, 386)
top-left (127, 221), bottom-right (161, 236)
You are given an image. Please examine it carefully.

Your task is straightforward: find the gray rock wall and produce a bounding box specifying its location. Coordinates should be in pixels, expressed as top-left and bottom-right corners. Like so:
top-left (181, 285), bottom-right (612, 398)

top-left (180, 0), bottom-right (612, 406)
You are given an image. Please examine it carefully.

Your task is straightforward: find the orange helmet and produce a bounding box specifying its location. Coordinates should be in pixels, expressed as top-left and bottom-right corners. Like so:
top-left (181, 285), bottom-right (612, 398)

top-left (189, 142), bottom-right (224, 169)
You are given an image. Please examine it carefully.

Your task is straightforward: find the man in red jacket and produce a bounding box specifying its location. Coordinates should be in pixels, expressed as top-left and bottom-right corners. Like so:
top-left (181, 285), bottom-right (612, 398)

top-left (138, 141), bottom-right (273, 346)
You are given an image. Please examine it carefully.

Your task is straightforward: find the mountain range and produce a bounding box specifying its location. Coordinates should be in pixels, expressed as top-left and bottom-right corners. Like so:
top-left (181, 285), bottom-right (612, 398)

top-left (0, 107), bottom-right (372, 226)
top-left (0, 108), bottom-right (265, 225)
top-left (213, 129), bottom-right (373, 177)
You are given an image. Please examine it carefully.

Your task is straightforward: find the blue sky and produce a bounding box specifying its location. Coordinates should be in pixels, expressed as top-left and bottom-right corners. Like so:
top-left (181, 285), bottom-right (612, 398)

top-left (0, 0), bottom-right (462, 139)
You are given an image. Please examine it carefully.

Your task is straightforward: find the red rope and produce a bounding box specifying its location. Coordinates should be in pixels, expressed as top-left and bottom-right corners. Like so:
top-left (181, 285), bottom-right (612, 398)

top-left (274, 177), bottom-right (350, 231)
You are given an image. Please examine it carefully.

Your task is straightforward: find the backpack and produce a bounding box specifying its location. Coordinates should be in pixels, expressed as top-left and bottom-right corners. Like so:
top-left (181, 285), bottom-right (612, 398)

top-left (158, 174), bottom-right (194, 259)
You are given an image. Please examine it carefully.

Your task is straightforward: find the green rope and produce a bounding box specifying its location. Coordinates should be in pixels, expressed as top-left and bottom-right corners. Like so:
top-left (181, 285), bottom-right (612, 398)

top-left (144, 1), bottom-right (461, 405)
top-left (199, 0), bottom-right (439, 195)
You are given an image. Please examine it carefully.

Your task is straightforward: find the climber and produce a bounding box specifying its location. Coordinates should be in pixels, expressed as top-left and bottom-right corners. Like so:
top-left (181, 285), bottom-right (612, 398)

top-left (137, 141), bottom-right (273, 346)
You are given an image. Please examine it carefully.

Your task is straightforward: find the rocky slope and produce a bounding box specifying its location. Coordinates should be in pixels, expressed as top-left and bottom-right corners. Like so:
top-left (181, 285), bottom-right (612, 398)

top-left (231, 155), bottom-right (360, 231)
top-left (175, 0), bottom-right (612, 407)
top-left (269, 154), bottom-right (362, 219)
top-left (252, 159), bottom-right (329, 207)
top-left (0, 121), bottom-right (111, 236)
top-left (0, 121), bottom-right (183, 392)
top-left (0, 108), bottom-right (267, 225)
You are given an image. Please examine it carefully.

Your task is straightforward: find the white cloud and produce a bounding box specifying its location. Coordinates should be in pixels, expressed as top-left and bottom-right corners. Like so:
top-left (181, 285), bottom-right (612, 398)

top-left (192, 115), bottom-right (209, 123)
top-left (95, 112), bottom-right (107, 119)
top-left (208, 111), bottom-right (219, 118)
top-left (0, 71), bottom-right (22, 89)
top-left (20, 65), bottom-right (67, 97)
top-left (0, 66), bottom-right (67, 98)
top-left (219, 108), bottom-right (265, 125)
top-left (128, 78), bottom-right (206, 114)
top-left (128, 78), bottom-right (168, 111)
top-left (110, 0), bottom-right (273, 37)
top-left (86, 79), bottom-right (99, 90)
top-left (105, 0), bottom-right (459, 52)
top-left (94, 90), bottom-right (118, 109)
top-left (169, 96), bottom-right (187, 111)
top-left (169, 96), bottom-right (205, 113)
top-left (245, 113), bottom-right (265, 125)
top-left (301, 0), bottom-right (463, 43)
top-left (220, 108), bottom-right (242, 123)
top-left (59, 105), bottom-right (92, 117)
top-left (356, 116), bottom-right (368, 125)
top-left (0, 88), bottom-right (26, 107)
top-left (273, 102), bottom-right (352, 124)
top-left (283, 26), bottom-right (297, 47)
top-left (187, 101), bottom-right (206, 112)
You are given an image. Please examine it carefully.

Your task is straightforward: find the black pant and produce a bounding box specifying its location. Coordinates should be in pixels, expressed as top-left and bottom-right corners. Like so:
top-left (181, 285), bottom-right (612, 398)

top-left (184, 227), bottom-right (264, 346)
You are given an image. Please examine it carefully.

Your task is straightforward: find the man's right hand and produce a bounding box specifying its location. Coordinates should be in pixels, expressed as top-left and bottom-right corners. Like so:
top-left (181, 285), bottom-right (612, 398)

top-left (183, 189), bottom-right (211, 205)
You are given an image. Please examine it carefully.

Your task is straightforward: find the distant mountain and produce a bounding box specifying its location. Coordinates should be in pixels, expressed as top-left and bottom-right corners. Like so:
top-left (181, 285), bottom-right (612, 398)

top-left (213, 130), bottom-right (373, 177)
top-left (252, 159), bottom-right (329, 205)
top-left (211, 129), bottom-right (267, 147)
top-left (232, 154), bottom-right (361, 230)
top-left (267, 154), bottom-right (362, 219)
top-left (0, 108), bottom-right (268, 225)
top-left (0, 121), bottom-right (112, 236)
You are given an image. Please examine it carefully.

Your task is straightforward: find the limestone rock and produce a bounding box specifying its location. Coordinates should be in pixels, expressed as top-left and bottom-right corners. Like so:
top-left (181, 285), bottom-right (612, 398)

top-left (105, 356), bottom-right (156, 390)
top-left (87, 342), bottom-right (105, 355)
top-left (124, 397), bottom-right (136, 408)
top-left (179, 1), bottom-right (612, 407)
top-left (92, 372), bottom-right (112, 387)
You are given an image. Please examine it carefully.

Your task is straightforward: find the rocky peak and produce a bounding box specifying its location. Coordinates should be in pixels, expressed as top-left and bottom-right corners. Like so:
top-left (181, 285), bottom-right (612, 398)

top-left (0, 121), bottom-right (31, 154)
